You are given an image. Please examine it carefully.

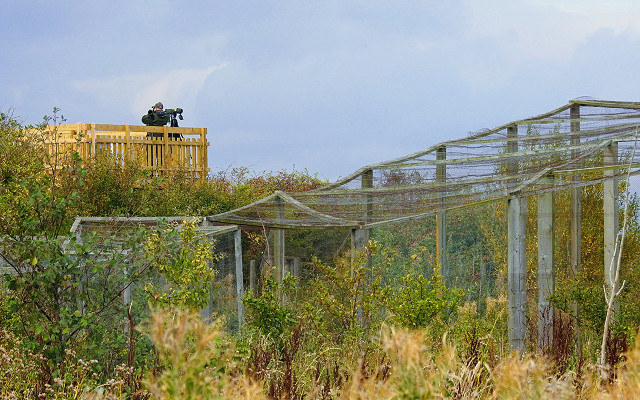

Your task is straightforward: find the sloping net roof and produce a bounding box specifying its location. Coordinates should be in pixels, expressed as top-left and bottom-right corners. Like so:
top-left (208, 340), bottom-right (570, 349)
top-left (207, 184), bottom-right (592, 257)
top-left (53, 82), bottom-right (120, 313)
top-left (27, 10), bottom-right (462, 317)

top-left (210, 99), bottom-right (640, 229)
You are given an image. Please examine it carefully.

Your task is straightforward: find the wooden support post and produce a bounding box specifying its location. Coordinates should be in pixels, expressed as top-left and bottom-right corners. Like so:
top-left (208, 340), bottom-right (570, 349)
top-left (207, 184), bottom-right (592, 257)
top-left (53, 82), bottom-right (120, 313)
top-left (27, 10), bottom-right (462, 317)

top-left (124, 124), bottom-right (131, 162)
top-left (360, 169), bottom-right (373, 255)
top-left (234, 228), bottom-right (245, 328)
top-left (293, 257), bottom-right (301, 278)
top-left (508, 196), bottom-right (527, 353)
top-left (604, 142), bottom-right (619, 295)
top-left (201, 127), bottom-right (208, 179)
top-left (506, 124), bottom-right (526, 352)
top-left (91, 123), bottom-right (97, 156)
top-left (249, 260), bottom-right (256, 296)
top-left (436, 146), bottom-right (447, 278)
top-left (570, 103), bottom-right (582, 354)
top-left (351, 170), bottom-right (373, 274)
top-left (538, 177), bottom-right (554, 350)
top-left (273, 196), bottom-right (286, 302)
top-left (162, 125), bottom-right (169, 170)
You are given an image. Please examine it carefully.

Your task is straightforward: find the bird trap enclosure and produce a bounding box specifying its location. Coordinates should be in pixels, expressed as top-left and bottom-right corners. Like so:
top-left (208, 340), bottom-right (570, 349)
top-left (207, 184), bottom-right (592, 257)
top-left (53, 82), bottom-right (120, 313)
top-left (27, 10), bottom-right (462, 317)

top-left (209, 99), bottom-right (640, 351)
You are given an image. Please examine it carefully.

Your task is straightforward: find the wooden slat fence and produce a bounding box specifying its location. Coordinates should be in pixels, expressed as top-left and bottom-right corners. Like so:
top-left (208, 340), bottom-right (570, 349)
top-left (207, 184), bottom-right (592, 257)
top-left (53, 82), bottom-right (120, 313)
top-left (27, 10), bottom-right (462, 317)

top-left (43, 123), bottom-right (209, 179)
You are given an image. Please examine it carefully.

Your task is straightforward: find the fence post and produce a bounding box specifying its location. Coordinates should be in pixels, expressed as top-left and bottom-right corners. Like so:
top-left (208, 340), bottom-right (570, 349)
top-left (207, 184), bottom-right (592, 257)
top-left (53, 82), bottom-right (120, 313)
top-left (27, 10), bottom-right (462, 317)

top-left (162, 125), bottom-right (169, 172)
top-left (124, 124), bottom-right (131, 163)
top-left (201, 127), bottom-right (208, 179)
top-left (91, 123), bottom-right (97, 156)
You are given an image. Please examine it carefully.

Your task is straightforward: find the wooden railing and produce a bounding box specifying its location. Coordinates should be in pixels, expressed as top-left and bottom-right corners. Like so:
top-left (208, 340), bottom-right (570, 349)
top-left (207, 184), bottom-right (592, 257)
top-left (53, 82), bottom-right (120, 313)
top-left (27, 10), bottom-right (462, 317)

top-left (43, 123), bottom-right (209, 178)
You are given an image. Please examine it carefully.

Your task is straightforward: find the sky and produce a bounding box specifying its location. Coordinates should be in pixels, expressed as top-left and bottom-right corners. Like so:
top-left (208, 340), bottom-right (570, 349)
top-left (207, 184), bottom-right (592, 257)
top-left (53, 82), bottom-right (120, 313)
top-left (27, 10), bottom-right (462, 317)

top-left (3, 0), bottom-right (640, 183)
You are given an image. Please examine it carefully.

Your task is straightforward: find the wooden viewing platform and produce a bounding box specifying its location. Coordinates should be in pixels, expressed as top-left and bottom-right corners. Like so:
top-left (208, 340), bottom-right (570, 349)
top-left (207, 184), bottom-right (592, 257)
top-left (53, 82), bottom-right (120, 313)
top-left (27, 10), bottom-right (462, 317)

top-left (43, 123), bottom-right (209, 178)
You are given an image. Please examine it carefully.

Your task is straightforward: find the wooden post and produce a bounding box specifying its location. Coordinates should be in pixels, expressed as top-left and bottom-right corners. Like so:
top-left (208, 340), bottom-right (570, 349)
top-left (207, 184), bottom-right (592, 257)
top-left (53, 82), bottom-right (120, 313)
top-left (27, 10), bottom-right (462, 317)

top-left (249, 260), bottom-right (256, 295)
top-left (201, 127), bottom-right (208, 179)
top-left (273, 196), bottom-right (286, 302)
top-left (506, 124), bottom-right (526, 353)
top-left (352, 169), bottom-right (373, 272)
top-left (604, 142), bottom-right (619, 295)
top-left (436, 146), bottom-right (447, 278)
top-left (538, 176), bottom-right (554, 350)
top-left (293, 257), bottom-right (301, 278)
top-left (162, 125), bottom-right (169, 172)
top-left (508, 195), bottom-right (527, 353)
top-left (124, 124), bottom-right (131, 162)
top-left (359, 169), bottom-right (373, 252)
top-left (91, 123), bottom-right (97, 156)
top-left (570, 103), bottom-right (582, 354)
top-left (234, 228), bottom-right (245, 327)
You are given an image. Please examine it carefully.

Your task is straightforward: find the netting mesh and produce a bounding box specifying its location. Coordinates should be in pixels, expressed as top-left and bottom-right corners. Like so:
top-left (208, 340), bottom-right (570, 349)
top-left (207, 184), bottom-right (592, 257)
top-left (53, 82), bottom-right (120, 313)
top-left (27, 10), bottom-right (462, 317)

top-left (210, 99), bottom-right (640, 228)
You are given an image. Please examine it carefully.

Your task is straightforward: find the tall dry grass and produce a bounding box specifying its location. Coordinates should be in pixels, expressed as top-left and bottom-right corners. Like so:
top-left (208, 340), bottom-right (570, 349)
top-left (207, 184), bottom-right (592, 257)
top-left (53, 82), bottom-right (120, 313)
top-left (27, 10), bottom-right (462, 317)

top-left (5, 306), bottom-right (640, 399)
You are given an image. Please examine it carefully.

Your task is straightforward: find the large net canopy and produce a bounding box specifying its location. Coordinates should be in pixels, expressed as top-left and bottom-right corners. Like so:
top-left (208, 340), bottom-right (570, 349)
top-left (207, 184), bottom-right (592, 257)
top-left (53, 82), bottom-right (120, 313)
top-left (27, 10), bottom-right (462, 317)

top-left (209, 99), bottom-right (640, 229)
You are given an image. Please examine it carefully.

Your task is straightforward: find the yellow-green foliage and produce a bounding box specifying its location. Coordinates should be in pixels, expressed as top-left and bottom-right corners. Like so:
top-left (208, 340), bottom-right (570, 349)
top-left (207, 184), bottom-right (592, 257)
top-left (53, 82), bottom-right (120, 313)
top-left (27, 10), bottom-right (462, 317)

top-left (144, 219), bottom-right (219, 311)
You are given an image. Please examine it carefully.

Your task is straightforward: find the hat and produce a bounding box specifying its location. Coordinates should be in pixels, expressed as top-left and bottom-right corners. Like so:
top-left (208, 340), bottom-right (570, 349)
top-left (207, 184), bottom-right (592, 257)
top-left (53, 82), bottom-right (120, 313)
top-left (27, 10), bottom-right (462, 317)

top-left (154, 102), bottom-right (164, 109)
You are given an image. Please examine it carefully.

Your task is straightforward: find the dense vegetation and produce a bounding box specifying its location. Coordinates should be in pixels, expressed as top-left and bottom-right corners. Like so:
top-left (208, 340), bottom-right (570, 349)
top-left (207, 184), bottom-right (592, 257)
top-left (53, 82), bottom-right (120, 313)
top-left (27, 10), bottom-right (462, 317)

top-left (3, 110), bottom-right (640, 399)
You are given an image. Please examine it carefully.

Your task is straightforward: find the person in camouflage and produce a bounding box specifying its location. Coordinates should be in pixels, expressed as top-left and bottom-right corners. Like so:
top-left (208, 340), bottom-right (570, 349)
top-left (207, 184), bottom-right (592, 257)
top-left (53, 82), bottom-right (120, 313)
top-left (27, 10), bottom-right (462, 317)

top-left (142, 102), bottom-right (170, 166)
top-left (142, 102), bottom-right (170, 133)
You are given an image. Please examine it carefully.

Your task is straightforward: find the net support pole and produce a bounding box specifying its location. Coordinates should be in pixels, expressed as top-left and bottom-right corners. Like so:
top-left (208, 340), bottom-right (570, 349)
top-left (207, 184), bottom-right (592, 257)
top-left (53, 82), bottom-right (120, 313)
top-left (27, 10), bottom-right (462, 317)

top-left (293, 257), bottom-right (301, 278)
top-left (436, 146), bottom-right (447, 279)
top-left (570, 103), bottom-right (582, 354)
top-left (508, 195), bottom-right (527, 353)
top-left (538, 176), bottom-right (554, 350)
top-left (352, 169), bottom-right (373, 263)
top-left (604, 142), bottom-right (619, 297)
top-left (274, 196), bottom-right (286, 303)
top-left (350, 169), bottom-right (373, 322)
top-left (234, 228), bottom-right (245, 328)
top-left (249, 260), bottom-right (256, 296)
top-left (506, 124), bottom-right (527, 353)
